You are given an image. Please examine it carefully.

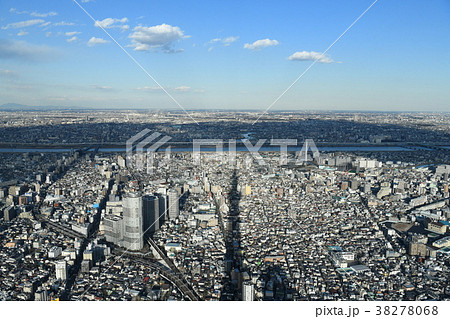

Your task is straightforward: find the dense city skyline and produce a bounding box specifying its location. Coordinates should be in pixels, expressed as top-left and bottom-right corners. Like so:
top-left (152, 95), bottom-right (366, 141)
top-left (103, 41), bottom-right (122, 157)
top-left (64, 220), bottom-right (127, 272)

top-left (1, 0), bottom-right (450, 111)
top-left (0, 111), bottom-right (449, 302)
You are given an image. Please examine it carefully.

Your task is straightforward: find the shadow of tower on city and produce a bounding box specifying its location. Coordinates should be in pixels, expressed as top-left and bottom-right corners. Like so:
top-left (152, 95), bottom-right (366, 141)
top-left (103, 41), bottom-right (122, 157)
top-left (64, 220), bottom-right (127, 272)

top-left (220, 169), bottom-right (242, 300)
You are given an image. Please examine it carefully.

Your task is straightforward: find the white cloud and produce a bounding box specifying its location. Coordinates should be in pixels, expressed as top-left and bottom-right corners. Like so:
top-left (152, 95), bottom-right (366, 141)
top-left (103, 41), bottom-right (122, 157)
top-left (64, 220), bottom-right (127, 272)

top-left (40, 22), bottom-right (51, 27)
top-left (135, 86), bottom-right (161, 91)
top-left (9, 8), bottom-right (57, 17)
top-left (222, 36), bottom-right (238, 46)
top-left (94, 17), bottom-right (129, 31)
top-left (9, 8), bottom-right (28, 15)
top-left (288, 51), bottom-right (335, 63)
top-left (87, 37), bottom-right (109, 46)
top-left (17, 30), bottom-right (28, 36)
top-left (53, 21), bottom-right (76, 26)
top-left (65, 31), bottom-right (81, 37)
top-left (91, 85), bottom-right (113, 90)
top-left (30, 11), bottom-right (58, 18)
top-left (66, 36), bottom-right (78, 43)
top-left (209, 36), bottom-right (238, 47)
top-left (129, 24), bottom-right (187, 53)
top-left (0, 38), bottom-right (57, 61)
top-left (244, 38), bottom-right (279, 50)
top-left (135, 86), bottom-right (197, 93)
top-left (81, 0), bottom-right (94, 2)
top-left (174, 86), bottom-right (190, 92)
top-left (2, 19), bottom-right (45, 30)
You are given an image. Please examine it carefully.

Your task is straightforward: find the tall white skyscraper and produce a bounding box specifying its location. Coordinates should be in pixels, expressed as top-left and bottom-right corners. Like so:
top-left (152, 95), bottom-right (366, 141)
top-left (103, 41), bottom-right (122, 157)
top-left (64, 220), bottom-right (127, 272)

top-left (242, 281), bottom-right (254, 301)
top-left (168, 189), bottom-right (179, 220)
top-left (55, 260), bottom-right (67, 281)
top-left (122, 192), bottom-right (143, 251)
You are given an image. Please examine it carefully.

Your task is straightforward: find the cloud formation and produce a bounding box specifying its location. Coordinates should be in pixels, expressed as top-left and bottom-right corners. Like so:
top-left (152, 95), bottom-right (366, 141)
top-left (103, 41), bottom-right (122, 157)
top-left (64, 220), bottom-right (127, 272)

top-left (0, 38), bottom-right (57, 61)
top-left (9, 8), bottom-right (57, 17)
top-left (53, 21), bottom-right (76, 26)
top-left (66, 36), bottom-right (78, 43)
top-left (2, 19), bottom-right (45, 29)
top-left (222, 36), bottom-right (238, 46)
top-left (174, 86), bottom-right (190, 92)
top-left (87, 37), bottom-right (109, 47)
top-left (288, 51), bottom-right (334, 63)
top-left (244, 38), bottom-right (279, 50)
top-left (65, 31), bottom-right (80, 37)
top-left (209, 36), bottom-right (239, 47)
top-left (9, 8), bottom-right (27, 14)
top-left (94, 17), bottom-right (129, 31)
top-left (30, 11), bottom-right (58, 18)
top-left (91, 85), bottom-right (113, 90)
top-left (129, 24), bottom-right (187, 52)
top-left (135, 86), bottom-right (161, 91)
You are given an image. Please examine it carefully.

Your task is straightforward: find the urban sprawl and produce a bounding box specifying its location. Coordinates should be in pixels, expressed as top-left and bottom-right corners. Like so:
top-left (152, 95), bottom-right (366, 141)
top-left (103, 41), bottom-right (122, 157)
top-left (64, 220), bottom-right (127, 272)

top-left (0, 111), bottom-right (449, 301)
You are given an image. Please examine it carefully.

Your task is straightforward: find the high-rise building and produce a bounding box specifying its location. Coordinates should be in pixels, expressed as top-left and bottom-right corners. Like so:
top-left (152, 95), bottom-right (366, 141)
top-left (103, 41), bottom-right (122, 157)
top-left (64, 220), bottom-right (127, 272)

top-left (350, 179), bottom-right (359, 190)
top-left (159, 194), bottom-right (167, 224)
top-left (122, 192), bottom-right (143, 251)
top-left (55, 260), bottom-right (67, 281)
top-left (117, 155), bottom-right (126, 168)
top-left (203, 177), bottom-right (210, 193)
top-left (242, 281), bottom-right (254, 301)
top-left (81, 260), bottom-right (91, 273)
top-left (409, 242), bottom-right (427, 257)
top-left (244, 184), bottom-right (251, 196)
top-left (168, 189), bottom-right (179, 220)
top-left (103, 214), bottom-right (123, 245)
top-left (143, 195), bottom-right (160, 236)
top-left (34, 288), bottom-right (49, 301)
top-left (4, 206), bottom-right (17, 221)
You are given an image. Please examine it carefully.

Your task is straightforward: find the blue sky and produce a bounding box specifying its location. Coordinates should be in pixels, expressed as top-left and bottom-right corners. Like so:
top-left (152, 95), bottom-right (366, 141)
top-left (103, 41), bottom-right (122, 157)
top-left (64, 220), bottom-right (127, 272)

top-left (0, 0), bottom-right (449, 111)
